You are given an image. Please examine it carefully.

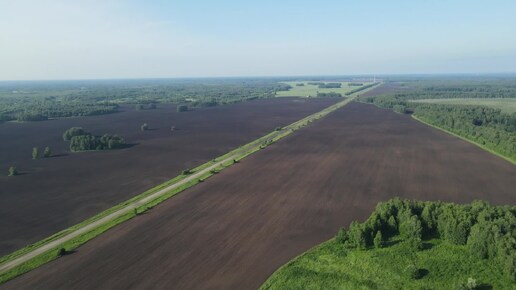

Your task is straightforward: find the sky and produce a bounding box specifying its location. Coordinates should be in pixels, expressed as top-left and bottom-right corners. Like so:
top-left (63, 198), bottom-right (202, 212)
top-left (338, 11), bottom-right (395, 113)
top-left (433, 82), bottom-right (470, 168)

top-left (1, 0), bottom-right (516, 80)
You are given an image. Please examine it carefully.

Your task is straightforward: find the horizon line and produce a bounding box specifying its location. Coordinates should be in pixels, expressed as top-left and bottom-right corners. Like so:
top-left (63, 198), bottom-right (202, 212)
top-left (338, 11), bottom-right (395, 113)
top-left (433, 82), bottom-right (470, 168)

top-left (1, 71), bottom-right (516, 82)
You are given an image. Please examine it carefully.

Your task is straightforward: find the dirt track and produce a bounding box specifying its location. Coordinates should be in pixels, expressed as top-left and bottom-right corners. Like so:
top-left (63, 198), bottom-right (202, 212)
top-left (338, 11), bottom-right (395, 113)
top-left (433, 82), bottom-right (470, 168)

top-left (3, 102), bottom-right (516, 290)
top-left (0, 98), bottom-right (337, 256)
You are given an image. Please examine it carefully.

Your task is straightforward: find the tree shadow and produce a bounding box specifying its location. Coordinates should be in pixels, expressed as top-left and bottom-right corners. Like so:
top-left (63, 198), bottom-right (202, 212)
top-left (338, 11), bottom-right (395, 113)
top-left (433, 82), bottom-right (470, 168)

top-left (384, 239), bottom-right (401, 247)
top-left (118, 143), bottom-right (138, 149)
top-left (421, 242), bottom-right (434, 250)
top-left (477, 284), bottom-right (493, 290)
top-left (60, 249), bottom-right (77, 256)
top-left (51, 153), bottom-right (69, 158)
top-left (9, 171), bottom-right (28, 176)
top-left (418, 268), bottom-right (429, 279)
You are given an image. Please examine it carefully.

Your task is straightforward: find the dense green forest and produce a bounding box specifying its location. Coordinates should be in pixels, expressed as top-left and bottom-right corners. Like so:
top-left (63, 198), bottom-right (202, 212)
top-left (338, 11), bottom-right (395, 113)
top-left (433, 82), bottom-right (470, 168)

top-left (360, 79), bottom-right (516, 162)
top-left (0, 79), bottom-right (292, 122)
top-left (262, 199), bottom-right (516, 289)
top-left (62, 127), bottom-right (125, 151)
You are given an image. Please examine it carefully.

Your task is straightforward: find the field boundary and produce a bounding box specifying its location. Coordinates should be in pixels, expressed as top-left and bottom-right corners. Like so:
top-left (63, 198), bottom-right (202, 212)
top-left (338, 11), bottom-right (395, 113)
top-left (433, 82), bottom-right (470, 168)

top-left (411, 115), bottom-right (516, 166)
top-left (357, 100), bottom-right (516, 166)
top-left (0, 83), bottom-right (381, 284)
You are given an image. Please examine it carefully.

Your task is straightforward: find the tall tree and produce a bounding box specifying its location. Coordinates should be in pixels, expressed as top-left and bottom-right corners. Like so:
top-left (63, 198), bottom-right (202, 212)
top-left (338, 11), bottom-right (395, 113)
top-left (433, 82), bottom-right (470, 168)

top-left (43, 146), bottom-right (51, 158)
top-left (32, 147), bottom-right (39, 159)
top-left (8, 166), bottom-right (18, 176)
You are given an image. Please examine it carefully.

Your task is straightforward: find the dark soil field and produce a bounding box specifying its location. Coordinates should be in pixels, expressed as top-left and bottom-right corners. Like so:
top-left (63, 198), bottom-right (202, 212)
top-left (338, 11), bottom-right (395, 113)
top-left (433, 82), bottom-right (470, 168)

top-left (360, 81), bottom-right (407, 97)
top-left (3, 102), bottom-right (516, 290)
top-left (0, 97), bottom-right (338, 256)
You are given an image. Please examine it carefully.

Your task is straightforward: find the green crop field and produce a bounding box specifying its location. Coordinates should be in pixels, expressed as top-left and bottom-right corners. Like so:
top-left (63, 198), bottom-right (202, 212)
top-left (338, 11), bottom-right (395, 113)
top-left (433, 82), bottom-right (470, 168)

top-left (410, 98), bottom-right (516, 114)
top-left (276, 81), bottom-right (371, 97)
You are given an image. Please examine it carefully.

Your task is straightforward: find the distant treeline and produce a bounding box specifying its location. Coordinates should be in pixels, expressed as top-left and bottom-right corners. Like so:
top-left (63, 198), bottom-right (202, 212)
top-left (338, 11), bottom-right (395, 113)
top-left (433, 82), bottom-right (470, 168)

top-left (345, 82), bottom-right (378, 96)
top-left (360, 84), bottom-right (516, 161)
top-left (316, 92), bottom-right (342, 98)
top-left (318, 83), bottom-right (341, 89)
top-left (338, 198), bottom-right (516, 281)
top-left (10, 104), bottom-right (119, 122)
top-left (63, 127), bottom-right (125, 152)
top-left (135, 103), bottom-right (157, 110)
top-left (0, 80), bottom-right (293, 122)
top-left (348, 82), bottom-right (364, 86)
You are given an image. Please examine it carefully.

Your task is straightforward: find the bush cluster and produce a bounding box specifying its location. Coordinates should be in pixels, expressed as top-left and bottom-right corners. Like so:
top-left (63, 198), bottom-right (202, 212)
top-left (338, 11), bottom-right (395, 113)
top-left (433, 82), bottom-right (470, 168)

top-left (63, 127), bottom-right (125, 151)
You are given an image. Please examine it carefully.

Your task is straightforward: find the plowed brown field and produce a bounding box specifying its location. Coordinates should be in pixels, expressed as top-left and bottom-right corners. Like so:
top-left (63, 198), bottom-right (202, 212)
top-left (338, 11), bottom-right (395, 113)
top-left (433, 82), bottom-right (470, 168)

top-left (3, 101), bottom-right (515, 290)
top-left (0, 98), bottom-right (337, 256)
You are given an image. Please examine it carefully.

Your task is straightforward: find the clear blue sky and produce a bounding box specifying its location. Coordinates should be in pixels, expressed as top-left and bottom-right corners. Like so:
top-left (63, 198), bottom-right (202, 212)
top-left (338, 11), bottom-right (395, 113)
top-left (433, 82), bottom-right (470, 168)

top-left (1, 0), bottom-right (516, 80)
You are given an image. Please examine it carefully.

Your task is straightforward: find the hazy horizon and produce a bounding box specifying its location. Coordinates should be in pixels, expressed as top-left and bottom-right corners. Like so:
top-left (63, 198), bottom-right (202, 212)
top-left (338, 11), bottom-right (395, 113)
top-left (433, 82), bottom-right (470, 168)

top-left (2, 0), bottom-right (516, 80)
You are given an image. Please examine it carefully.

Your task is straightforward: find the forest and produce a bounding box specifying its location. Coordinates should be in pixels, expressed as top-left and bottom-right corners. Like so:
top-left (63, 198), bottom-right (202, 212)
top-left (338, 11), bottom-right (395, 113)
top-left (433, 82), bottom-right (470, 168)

top-left (0, 79), bottom-right (292, 122)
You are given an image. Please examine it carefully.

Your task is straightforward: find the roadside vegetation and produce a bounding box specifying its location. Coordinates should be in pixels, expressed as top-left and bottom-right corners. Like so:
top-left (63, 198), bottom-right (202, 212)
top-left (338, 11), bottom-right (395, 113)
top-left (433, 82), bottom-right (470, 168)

top-left (261, 198), bottom-right (516, 290)
top-left (359, 78), bottom-right (516, 163)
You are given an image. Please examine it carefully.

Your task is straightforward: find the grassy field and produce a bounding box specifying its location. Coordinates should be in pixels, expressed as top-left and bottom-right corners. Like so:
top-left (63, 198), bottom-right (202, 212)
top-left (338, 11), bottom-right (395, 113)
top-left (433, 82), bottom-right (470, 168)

top-left (276, 82), bottom-right (370, 97)
top-left (261, 237), bottom-right (511, 290)
top-left (410, 98), bottom-right (516, 114)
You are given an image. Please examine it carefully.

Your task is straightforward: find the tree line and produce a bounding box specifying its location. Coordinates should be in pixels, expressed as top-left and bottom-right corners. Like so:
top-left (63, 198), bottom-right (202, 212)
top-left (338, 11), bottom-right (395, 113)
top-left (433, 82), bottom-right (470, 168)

top-left (316, 92), bottom-right (342, 98)
top-left (0, 79), bottom-right (294, 122)
top-left (345, 82), bottom-right (379, 96)
top-left (318, 83), bottom-right (342, 89)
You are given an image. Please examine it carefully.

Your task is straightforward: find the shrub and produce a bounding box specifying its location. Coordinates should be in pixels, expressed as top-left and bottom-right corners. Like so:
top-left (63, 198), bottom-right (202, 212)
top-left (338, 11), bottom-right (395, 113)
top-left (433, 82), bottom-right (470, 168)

top-left (456, 277), bottom-right (478, 290)
top-left (63, 127), bottom-right (88, 141)
top-left (43, 146), bottom-right (51, 158)
top-left (348, 221), bottom-right (367, 249)
top-left (8, 166), bottom-right (18, 176)
top-left (32, 147), bottom-right (39, 159)
top-left (141, 123), bottom-right (148, 131)
top-left (405, 264), bottom-right (422, 280)
top-left (336, 228), bottom-right (349, 244)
